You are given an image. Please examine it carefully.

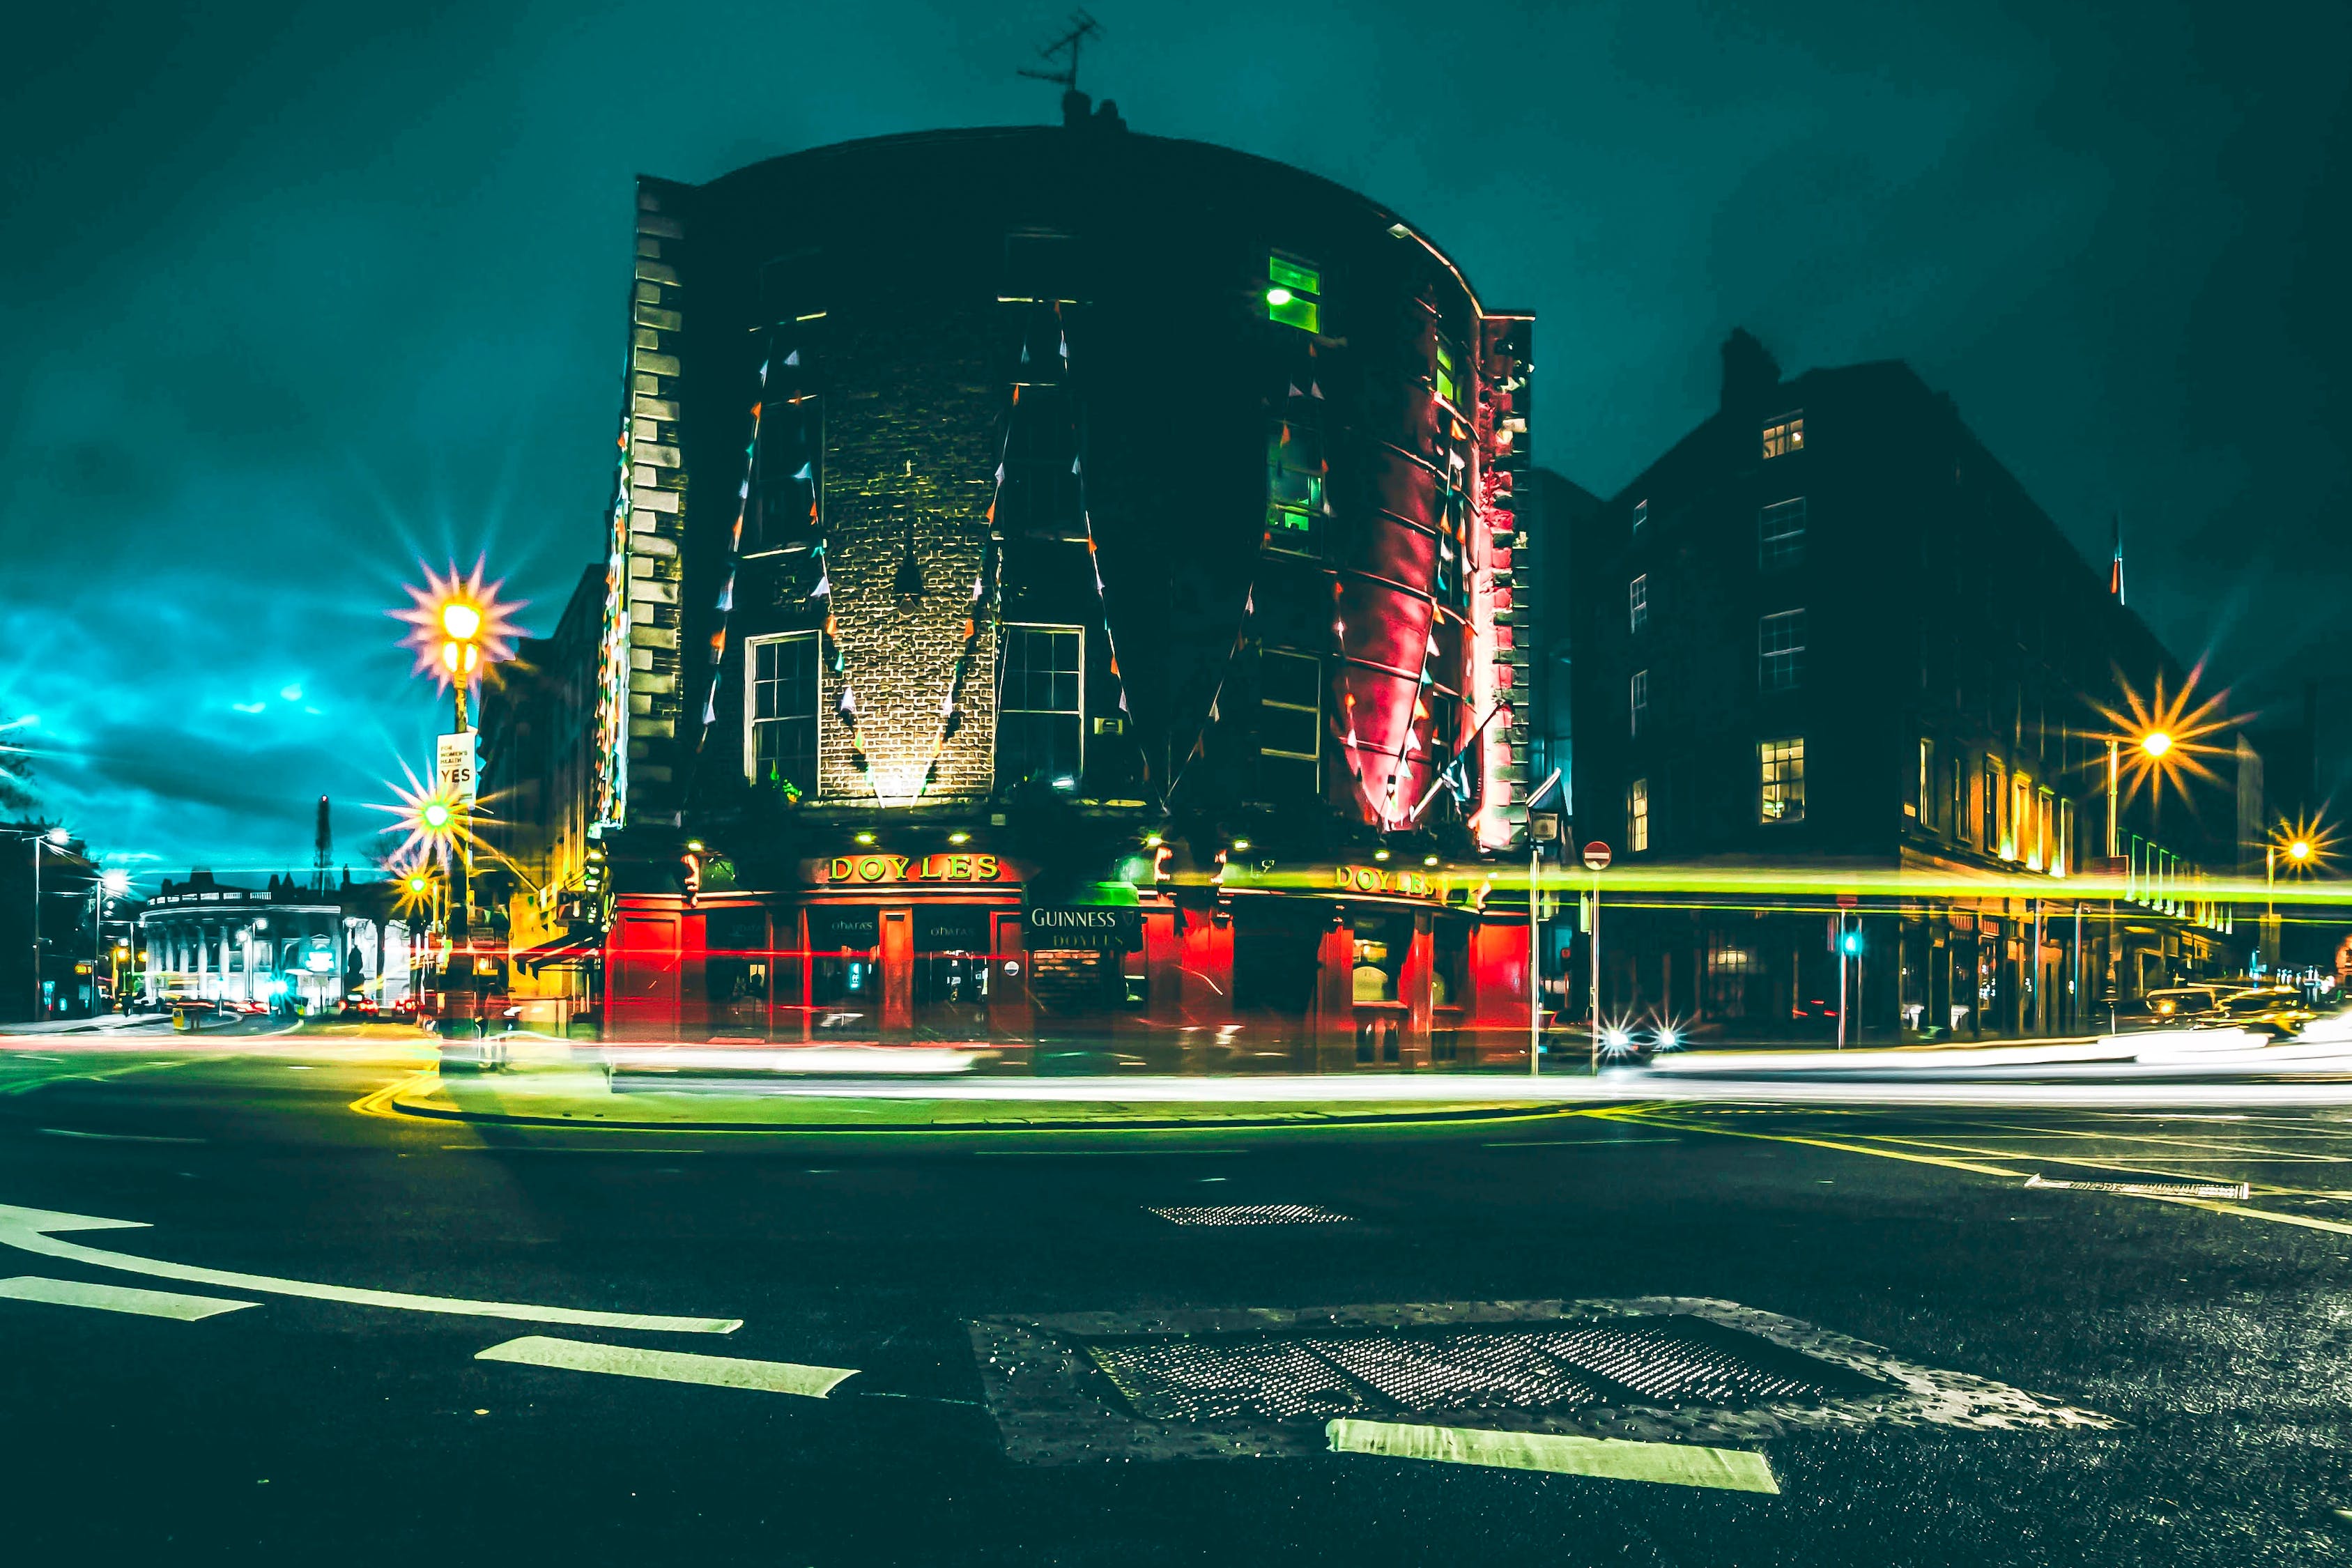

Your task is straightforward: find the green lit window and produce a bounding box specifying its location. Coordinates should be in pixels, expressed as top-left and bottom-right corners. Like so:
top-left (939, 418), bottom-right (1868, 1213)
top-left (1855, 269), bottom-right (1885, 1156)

top-left (1267, 254), bottom-right (1321, 332)
top-left (1267, 501), bottom-right (1317, 553)
top-left (1434, 337), bottom-right (1460, 406)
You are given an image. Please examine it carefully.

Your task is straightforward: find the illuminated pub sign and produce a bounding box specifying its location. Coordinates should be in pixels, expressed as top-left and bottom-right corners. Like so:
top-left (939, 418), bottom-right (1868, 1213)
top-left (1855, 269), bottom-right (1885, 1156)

top-left (1332, 864), bottom-right (1442, 899)
top-left (823, 852), bottom-right (1006, 884)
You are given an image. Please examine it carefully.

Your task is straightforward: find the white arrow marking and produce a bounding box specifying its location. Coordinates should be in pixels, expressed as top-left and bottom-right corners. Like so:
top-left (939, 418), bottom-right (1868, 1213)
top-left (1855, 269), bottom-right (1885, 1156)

top-left (0, 1204), bottom-right (739, 1335)
top-left (0, 1274), bottom-right (257, 1321)
top-left (477, 1335), bottom-right (858, 1397)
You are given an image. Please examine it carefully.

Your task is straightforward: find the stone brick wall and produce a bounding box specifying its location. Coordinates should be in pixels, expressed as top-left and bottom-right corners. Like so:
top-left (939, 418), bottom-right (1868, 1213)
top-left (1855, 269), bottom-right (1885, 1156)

top-left (817, 306), bottom-right (1004, 804)
top-left (621, 178), bottom-right (692, 822)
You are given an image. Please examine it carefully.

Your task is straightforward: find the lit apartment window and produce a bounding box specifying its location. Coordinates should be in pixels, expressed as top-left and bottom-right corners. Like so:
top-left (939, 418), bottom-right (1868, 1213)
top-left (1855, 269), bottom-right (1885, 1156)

top-left (2011, 773), bottom-right (2033, 863)
top-left (1628, 778), bottom-right (1650, 852)
top-left (1759, 498), bottom-right (1806, 569)
top-left (1267, 254), bottom-right (1321, 333)
top-left (1629, 669), bottom-right (1649, 736)
top-left (1258, 647), bottom-right (1321, 797)
top-left (1758, 609), bottom-right (1806, 691)
top-left (1631, 498), bottom-right (1648, 537)
top-left (1434, 335), bottom-right (1461, 406)
top-left (1907, 739), bottom-right (1930, 820)
top-left (2057, 798), bottom-right (2074, 878)
top-left (1628, 574), bottom-right (1649, 633)
top-left (746, 633), bottom-right (819, 796)
top-left (997, 624), bottom-right (1084, 789)
top-left (1760, 737), bottom-right (1805, 822)
top-left (1761, 412), bottom-right (1805, 459)
top-left (2036, 788), bottom-right (2056, 873)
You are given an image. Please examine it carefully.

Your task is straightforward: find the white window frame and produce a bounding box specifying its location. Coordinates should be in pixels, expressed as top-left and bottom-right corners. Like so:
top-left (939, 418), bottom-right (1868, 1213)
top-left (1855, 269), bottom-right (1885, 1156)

top-left (1629, 669), bottom-right (1650, 736)
top-left (1628, 574), bottom-right (1649, 634)
top-left (742, 631), bottom-right (820, 787)
top-left (1759, 497), bottom-right (1806, 569)
top-left (1628, 778), bottom-right (1650, 852)
top-left (997, 622), bottom-right (1086, 787)
top-left (1258, 648), bottom-right (1321, 764)
top-left (1759, 609), bottom-right (1806, 692)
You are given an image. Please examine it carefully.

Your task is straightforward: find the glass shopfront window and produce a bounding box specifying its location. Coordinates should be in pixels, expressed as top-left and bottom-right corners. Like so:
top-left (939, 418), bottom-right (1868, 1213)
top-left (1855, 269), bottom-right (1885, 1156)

top-left (702, 906), bottom-right (769, 1036)
top-left (914, 906), bottom-right (991, 1038)
top-left (810, 907), bottom-right (880, 1029)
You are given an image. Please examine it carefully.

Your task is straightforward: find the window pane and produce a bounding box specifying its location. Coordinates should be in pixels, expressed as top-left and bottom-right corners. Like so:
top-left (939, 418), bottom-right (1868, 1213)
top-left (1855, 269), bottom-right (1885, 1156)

top-left (1269, 255), bottom-right (1321, 295)
top-left (1760, 736), bottom-right (1806, 822)
top-left (747, 633), bottom-right (819, 793)
top-left (1261, 650), bottom-right (1321, 711)
top-left (1760, 498), bottom-right (1806, 569)
top-left (1759, 610), bottom-right (1806, 691)
top-left (998, 626), bottom-right (1084, 788)
top-left (1762, 413), bottom-right (1805, 459)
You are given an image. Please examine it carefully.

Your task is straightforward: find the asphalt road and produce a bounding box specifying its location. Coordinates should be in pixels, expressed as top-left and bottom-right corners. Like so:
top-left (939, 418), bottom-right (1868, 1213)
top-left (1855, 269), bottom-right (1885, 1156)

top-left (3, 1036), bottom-right (2350, 1565)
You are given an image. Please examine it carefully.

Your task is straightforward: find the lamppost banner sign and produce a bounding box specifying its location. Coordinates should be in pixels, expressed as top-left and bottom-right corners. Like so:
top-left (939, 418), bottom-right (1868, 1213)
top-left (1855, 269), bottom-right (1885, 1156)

top-left (436, 732), bottom-right (479, 806)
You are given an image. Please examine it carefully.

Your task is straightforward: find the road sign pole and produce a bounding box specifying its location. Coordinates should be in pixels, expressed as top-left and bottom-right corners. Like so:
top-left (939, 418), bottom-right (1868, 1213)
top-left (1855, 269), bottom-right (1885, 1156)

top-left (1529, 838), bottom-right (1542, 1077)
top-left (1578, 841), bottom-right (1611, 1074)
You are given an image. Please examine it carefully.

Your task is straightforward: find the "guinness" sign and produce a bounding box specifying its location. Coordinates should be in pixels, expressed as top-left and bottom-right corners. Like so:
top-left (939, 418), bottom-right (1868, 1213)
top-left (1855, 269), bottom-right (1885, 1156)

top-left (1022, 905), bottom-right (1144, 952)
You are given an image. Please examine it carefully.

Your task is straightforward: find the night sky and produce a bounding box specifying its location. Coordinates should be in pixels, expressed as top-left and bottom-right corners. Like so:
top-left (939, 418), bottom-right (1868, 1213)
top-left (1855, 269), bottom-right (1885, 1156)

top-left (7, 1), bottom-right (2347, 885)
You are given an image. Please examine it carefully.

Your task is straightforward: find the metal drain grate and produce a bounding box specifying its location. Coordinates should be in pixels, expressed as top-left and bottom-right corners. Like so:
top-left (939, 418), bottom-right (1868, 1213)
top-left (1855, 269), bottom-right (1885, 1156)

top-left (1310, 1330), bottom-right (1607, 1413)
top-left (2026, 1174), bottom-right (2250, 1199)
top-left (1086, 1339), bottom-right (1378, 1422)
top-left (1146, 1204), bottom-right (1353, 1227)
top-left (1077, 1316), bottom-right (1879, 1424)
top-left (1528, 1317), bottom-right (1879, 1404)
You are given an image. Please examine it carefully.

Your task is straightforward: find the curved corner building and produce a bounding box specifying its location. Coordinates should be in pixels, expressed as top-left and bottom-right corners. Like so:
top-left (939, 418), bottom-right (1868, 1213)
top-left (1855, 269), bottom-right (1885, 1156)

top-left (594, 98), bottom-right (1537, 1060)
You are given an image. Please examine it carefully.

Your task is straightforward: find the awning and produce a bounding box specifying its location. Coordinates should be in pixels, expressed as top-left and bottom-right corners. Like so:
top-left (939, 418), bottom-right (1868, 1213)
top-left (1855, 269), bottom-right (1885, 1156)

top-left (515, 932), bottom-right (603, 975)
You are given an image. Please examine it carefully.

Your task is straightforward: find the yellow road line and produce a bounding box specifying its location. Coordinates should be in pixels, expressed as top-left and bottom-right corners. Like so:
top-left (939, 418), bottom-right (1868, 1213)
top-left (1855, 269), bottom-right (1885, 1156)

top-left (1964, 1119), bottom-right (2352, 1162)
top-left (1608, 1107), bottom-right (2352, 1236)
top-left (348, 1071), bottom-right (438, 1121)
top-left (1327, 1418), bottom-right (1778, 1492)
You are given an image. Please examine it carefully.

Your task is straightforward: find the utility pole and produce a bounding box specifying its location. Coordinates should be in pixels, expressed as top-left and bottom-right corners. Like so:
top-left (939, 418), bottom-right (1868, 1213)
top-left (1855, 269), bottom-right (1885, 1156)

top-left (1524, 769), bottom-right (1562, 1077)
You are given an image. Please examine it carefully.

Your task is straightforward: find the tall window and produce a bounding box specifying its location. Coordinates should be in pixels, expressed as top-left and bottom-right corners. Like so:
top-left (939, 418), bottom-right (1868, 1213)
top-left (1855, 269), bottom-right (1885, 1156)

top-left (1629, 670), bottom-right (1650, 736)
top-left (751, 342), bottom-right (822, 553)
top-left (997, 624), bottom-right (1084, 789)
top-left (1628, 574), bottom-right (1649, 634)
top-left (1433, 335), bottom-right (1461, 406)
top-left (1267, 404), bottom-right (1325, 556)
top-left (1759, 609), bottom-right (1806, 691)
top-left (1267, 253), bottom-right (1321, 332)
top-left (1761, 412), bottom-right (1805, 459)
top-left (1631, 498), bottom-right (1648, 537)
top-left (1985, 759), bottom-right (2005, 854)
top-left (2057, 799), bottom-right (2074, 879)
top-left (1628, 778), bottom-right (1650, 852)
top-left (746, 633), bottom-right (819, 796)
top-left (1760, 737), bottom-right (1805, 823)
top-left (1258, 647), bottom-right (1321, 797)
top-left (1759, 498), bottom-right (1806, 569)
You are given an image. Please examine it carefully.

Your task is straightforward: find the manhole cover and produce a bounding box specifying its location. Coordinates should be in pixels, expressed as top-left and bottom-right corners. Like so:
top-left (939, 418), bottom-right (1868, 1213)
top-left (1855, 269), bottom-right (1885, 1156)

top-left (1145, 1204), bottom-right (1352, 1228)
top-left (971, 1298), bottom-right (2116, 1464)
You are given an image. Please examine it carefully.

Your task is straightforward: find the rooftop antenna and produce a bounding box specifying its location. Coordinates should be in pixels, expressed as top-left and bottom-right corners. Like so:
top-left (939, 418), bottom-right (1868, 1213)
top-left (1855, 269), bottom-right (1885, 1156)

top-left (1020, 10), bottom-right (1103, 121)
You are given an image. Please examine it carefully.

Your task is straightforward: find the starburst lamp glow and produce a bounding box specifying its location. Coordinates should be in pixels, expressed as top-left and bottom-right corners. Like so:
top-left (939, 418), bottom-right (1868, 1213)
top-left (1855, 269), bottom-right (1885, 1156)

top-left (392, 560), bottom-right (522, 689)
top-left (372, 761), bottom-right (468, 867)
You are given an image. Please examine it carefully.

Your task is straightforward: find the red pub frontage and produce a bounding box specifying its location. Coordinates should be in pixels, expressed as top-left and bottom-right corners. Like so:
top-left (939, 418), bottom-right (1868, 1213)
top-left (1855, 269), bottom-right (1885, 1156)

top-left (604, 847), bottom-right (1535, 1067)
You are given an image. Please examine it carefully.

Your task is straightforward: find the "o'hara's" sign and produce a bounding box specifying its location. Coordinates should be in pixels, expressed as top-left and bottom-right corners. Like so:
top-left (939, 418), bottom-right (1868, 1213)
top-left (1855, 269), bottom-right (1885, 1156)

top-left (826, 852), bottom-right (1003, 884)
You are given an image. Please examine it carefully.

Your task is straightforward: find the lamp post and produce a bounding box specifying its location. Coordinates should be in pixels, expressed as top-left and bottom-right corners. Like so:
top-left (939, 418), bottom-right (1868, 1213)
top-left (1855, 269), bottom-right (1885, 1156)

top-left (2104, 727), bottom-right (2175, 1025)
top-left (1523, 768), bottom-right (1562, 1078)
top-left (2266, 833), bottom-right (2313, 976)
top-left (8, 825), bottom-right (72, 1019)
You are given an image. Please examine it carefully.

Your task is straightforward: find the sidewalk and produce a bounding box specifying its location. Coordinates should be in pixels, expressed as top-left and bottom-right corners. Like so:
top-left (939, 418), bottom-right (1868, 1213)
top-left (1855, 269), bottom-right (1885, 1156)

top-left (0, 1014), bottom-right (175, 1038)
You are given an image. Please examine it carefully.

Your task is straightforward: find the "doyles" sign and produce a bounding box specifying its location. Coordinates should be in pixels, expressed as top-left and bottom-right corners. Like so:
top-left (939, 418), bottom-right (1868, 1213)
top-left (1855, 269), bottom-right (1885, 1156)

top-left (826, 853), bottom-right (1004, 884)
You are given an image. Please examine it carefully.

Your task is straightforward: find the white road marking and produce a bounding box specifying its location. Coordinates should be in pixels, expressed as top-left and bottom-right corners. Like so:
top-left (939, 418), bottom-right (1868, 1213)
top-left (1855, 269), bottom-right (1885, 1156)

top-left (0, 1203), bottom-right (740, 1335)
top-left (0, 1274), bottom-right (256, 1321)
top-left (477, 1335), bottom-right (857, 1397)
top-left (1327, 1418), bottom-right (1778, 1492)
top-left (2026, 1174), bottom-right (2252, 1199)
top-left (436, 1146), bottom-right (708, 1155)
top-left (1482, 1137), bottom-right (1683, 1148)
top-left (39, 1128), bottom-right (206, 1144)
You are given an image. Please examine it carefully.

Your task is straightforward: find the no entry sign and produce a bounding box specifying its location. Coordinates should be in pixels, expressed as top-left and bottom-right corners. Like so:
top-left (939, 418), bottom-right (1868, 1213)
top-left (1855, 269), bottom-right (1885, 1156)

top-left (1581, 842), bottom-right (1612, 871)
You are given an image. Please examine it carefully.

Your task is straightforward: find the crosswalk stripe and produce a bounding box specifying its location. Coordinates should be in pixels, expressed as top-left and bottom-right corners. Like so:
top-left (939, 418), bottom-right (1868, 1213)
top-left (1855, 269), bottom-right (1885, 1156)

top-left (476, 1334), bottom-right (858, 1397)
top-left (1327, 1418), bottom-right (1778, 1493)
top-left (0, 1274), bottom-right (257, 1321)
